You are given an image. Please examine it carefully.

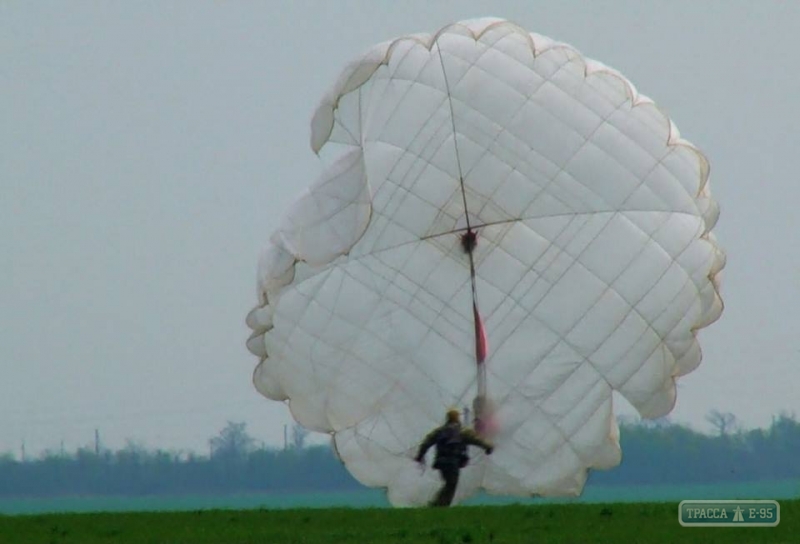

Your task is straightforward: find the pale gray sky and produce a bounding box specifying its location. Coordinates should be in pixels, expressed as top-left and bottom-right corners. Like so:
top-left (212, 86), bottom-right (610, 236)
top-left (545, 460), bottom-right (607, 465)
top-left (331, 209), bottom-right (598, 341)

top-left (2, 1), bottom-right (798, 456)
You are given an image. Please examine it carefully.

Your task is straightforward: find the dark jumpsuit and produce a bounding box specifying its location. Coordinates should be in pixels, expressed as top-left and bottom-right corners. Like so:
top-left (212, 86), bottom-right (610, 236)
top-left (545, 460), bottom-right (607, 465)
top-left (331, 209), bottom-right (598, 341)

top-left (415, 421), bottom-right (493, 507)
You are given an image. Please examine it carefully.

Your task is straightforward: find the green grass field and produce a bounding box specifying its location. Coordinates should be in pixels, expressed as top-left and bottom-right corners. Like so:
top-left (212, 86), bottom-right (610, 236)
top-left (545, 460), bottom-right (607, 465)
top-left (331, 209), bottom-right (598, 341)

top-left (1, 482), bottom-right (797, 543)
top-left (1, 500), bottom-right (797, 544)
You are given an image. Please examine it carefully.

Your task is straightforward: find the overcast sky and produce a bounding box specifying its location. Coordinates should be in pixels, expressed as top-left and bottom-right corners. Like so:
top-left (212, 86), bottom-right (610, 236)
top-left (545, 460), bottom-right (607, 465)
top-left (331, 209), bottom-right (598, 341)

top-left (2, 1), bottom-right (798, 456)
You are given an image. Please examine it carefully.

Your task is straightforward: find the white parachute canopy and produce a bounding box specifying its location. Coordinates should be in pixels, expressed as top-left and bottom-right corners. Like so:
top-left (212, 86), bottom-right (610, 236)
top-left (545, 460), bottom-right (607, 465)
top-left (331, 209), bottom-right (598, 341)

top-left (247, 18), bottom-right (724, 506)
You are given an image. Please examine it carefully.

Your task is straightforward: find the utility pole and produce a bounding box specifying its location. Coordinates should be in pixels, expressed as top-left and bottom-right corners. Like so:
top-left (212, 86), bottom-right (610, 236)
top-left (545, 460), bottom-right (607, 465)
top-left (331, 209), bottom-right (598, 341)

top-left (20, 441), bottom-right (26, 462)
top-left (283, 424), bottom-right (288, 451)
top-left (94, 429), bottom-right (100, 455)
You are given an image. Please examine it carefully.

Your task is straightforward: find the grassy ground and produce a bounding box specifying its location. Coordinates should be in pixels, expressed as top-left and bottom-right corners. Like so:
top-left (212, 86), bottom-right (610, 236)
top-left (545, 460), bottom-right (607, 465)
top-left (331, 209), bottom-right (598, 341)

top-left (1, 500), bottom-right (797, 544)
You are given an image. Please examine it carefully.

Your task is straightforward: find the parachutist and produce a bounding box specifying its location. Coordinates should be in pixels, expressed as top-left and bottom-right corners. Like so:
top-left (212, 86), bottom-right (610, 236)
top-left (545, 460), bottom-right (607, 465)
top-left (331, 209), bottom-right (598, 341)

top-left (415, 409), bottom-right (494, 507)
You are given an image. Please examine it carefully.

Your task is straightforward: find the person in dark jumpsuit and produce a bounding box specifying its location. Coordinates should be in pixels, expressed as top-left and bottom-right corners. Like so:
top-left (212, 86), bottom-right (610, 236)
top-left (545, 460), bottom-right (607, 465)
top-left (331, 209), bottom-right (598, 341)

top-left (415, 409), bottom-right (494, 507)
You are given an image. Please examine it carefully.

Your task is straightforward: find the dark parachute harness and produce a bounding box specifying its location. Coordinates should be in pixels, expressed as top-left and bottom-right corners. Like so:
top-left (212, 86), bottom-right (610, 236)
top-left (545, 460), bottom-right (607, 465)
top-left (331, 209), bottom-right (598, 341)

top-left (433, 422), bottom-right (470, 469)
top-left (416, 421), bottom-right (493, 470)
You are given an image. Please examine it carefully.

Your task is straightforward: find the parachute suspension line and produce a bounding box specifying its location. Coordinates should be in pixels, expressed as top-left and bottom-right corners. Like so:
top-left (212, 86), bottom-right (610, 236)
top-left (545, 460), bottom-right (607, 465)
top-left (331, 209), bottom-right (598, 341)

top-left (435, 42), bottom-right (470, 234)
top-left (436, 42), bottom-right (489, 432)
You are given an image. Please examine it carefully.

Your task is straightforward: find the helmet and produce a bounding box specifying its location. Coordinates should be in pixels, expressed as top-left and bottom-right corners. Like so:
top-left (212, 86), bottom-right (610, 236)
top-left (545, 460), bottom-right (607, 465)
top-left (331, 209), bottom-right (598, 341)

top-left (446, 408), bottom-right (461, 423)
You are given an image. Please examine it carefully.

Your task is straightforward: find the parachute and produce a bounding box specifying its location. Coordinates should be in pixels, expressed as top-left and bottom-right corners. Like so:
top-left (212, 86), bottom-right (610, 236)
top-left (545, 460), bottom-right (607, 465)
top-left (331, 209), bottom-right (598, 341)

top-left (246, 17), bottom-right (724, 506)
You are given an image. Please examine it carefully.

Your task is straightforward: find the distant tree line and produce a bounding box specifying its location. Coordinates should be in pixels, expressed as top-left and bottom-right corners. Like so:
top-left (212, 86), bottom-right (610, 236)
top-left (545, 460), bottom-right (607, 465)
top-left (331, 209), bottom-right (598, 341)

top-left (590, 411), bottom-right (800, 486)
top-left (1, 413), bottom-right (799, 498)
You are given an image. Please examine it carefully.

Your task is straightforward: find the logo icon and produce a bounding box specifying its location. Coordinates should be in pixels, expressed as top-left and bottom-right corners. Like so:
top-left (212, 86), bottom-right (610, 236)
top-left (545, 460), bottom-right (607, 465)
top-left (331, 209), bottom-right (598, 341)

top-left (679, 500), bottom-right (779, 527)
